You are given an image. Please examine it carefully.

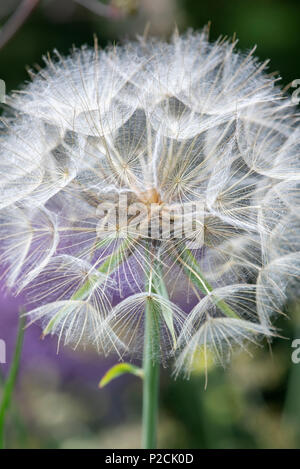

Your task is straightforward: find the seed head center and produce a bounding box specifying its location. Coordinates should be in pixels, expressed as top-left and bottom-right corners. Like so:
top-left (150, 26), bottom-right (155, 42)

top-left (138, 188), bottom-right (162, 205)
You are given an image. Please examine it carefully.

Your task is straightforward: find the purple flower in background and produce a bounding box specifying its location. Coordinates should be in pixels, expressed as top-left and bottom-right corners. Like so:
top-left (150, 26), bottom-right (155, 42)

top-left (0, 286), bottom-right (112, 382)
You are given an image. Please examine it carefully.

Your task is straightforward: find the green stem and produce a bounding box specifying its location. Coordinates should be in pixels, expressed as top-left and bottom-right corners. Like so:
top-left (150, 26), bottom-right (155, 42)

top-left (176, 248), bottom-right (239, 319)
top-left (0, 315), bottom-right (25, 449)
top-left (44, 238), bottom-right (238, 337)
top-left (43, 237), bottom-right (137, 336)
top-left (73, 237), bottom-right (135, 300)
top-left (142, 298), bottom-right (160, 449)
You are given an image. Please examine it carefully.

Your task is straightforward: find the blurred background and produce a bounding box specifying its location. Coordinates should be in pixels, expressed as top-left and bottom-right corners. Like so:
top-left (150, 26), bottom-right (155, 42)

top-left (0, 0), bottom-right (300, 449)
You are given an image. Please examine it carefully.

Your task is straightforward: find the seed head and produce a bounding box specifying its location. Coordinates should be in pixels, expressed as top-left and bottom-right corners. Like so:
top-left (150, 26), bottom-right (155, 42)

top-left (0, 29), bottom-right (299, 375)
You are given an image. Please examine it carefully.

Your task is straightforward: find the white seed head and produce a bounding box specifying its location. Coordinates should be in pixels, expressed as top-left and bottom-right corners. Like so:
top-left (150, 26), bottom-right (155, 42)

top-left (1, 29), bottom-right (299, 374)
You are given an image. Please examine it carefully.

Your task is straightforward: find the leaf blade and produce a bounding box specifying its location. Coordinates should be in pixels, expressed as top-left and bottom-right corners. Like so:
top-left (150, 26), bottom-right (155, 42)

top-left (99, 363), bottom-right (143, 388)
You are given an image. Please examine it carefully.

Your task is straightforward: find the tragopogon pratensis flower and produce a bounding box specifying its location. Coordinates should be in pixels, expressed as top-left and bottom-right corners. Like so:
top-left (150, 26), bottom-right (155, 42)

top-left (1, 29), bottom-right (299, 377)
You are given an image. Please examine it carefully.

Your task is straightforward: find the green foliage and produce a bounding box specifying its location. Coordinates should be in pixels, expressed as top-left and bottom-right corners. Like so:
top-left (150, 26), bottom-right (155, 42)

top-left (99, 363), bottom-right (143, 388)
top-left (0, 315), bottom-right (25, 449)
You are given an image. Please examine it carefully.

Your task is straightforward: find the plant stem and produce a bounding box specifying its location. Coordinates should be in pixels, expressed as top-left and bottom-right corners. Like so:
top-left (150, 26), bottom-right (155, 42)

top-left (0, 0), bottom-right (40, 50)
top-left (43, 238), bottom-right (138, 336)
top-left (176, 247), bottom-right (239, 319)
top-left (142, 298), bottom-right (160, 449)
top-left (0, 315), bottom-right (25, 449)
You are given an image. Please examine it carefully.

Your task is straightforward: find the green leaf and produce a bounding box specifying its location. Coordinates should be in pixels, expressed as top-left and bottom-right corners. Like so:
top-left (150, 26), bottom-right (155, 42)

top-left (99, 363), bottom-right (143, 388)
